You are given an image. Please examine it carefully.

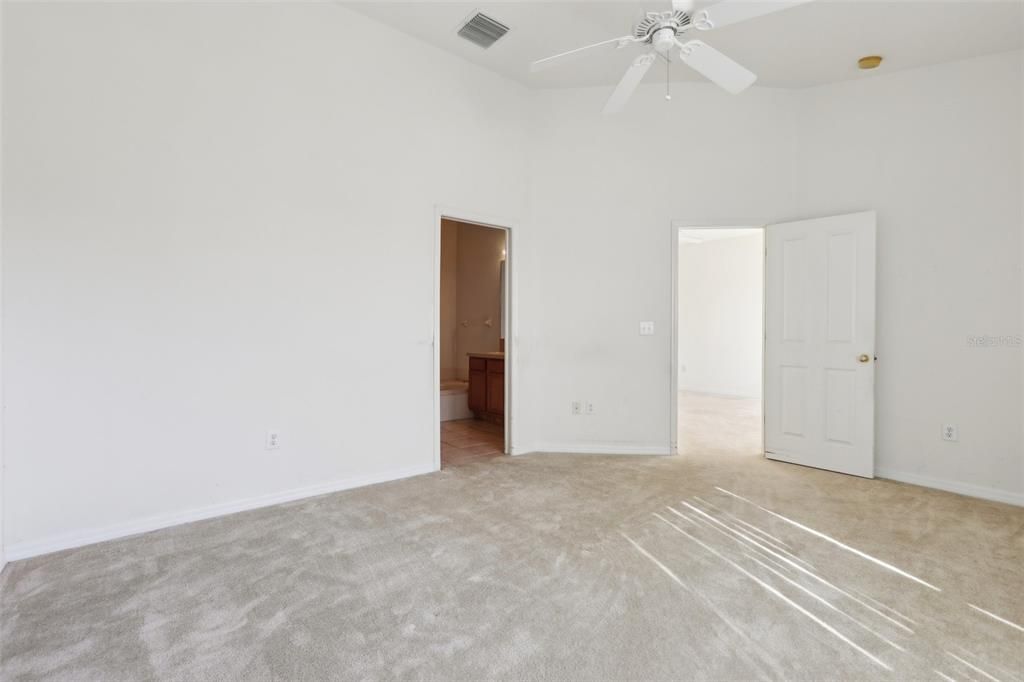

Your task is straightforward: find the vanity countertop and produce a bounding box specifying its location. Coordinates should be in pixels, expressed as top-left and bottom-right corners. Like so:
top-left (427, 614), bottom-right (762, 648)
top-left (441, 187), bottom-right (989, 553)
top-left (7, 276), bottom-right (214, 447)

top-left (467, 352), bottom-right (505, 360)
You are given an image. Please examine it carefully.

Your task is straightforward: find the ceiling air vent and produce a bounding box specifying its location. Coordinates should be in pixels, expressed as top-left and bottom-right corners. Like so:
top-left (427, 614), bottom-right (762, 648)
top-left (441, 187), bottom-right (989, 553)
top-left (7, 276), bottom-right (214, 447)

top-left (457, 12), bottom-right (509, 49)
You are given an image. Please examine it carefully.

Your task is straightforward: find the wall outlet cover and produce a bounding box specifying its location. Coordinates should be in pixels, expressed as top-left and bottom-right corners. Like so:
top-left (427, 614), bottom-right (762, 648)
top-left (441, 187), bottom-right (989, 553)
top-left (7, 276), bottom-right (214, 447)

top-left (639, 321), bottom-right (655, 336)
top-left (266, 430), bottom-right (281, 449)
top-left (941, 424), bottom-right (958, 442)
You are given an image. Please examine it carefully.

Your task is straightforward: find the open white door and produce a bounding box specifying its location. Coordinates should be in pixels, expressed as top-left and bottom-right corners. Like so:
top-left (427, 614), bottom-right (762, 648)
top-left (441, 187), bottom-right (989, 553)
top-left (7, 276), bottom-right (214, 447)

top-left (764, 211), bottom-right (876, 478)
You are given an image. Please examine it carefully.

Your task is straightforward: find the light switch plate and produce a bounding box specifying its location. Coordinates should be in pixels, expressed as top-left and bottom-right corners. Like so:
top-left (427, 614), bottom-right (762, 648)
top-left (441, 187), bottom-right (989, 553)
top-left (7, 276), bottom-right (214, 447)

top-left (639, 321), bottom-right (655, 336)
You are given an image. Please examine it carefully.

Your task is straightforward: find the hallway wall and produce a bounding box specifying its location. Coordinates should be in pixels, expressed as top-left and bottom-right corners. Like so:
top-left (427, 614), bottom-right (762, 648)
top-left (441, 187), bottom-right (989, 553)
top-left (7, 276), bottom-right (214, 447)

top-left (678, 230), bottom-right (764, 399)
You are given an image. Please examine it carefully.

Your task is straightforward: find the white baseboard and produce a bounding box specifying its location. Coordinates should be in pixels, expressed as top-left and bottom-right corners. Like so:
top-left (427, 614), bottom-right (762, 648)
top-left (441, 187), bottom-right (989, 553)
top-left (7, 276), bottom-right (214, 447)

top-left (526, 442), bottom-right (673, 456)
top-left (14, 459), bottom-right (1015, 563)
top-left (877, 468), bottom-right (1024, 507)
top-left (5, 462), bottom-right (437, 562)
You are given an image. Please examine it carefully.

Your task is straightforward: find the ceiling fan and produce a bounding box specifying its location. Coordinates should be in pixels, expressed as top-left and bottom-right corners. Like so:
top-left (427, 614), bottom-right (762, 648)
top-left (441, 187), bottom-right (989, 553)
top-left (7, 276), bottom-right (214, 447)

top-left (530, 0), bottom-right (815, 113)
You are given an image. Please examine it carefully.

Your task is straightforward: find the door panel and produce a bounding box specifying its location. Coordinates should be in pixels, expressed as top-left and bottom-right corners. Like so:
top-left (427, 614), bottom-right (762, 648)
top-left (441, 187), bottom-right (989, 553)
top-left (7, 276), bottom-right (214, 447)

top-left (765, 211), bottom-right (876, 478)
top-left (781, 237), bottom-right (809, 342)
top-left (824, 369), bottom-right (855, 444)
top-left (779, 366), bottom-right (807, 437)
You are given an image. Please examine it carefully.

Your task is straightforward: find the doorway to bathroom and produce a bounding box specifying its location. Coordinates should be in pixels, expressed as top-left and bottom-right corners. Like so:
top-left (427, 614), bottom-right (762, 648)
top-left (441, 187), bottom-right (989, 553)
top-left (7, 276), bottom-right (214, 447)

top-left (673, 226), bottom-right (765, 459)
top-left (435, 212), bottom-right (511, 469)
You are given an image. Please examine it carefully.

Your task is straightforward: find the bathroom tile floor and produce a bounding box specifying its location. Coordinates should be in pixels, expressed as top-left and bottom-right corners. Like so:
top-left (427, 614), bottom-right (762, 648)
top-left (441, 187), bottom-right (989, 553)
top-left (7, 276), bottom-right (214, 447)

top-left (441, 418), bottom-right (505, 467)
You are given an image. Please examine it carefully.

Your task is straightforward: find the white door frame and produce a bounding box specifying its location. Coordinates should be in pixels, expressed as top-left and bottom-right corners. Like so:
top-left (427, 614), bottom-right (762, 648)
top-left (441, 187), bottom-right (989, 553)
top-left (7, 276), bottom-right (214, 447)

top-left (434, 206), bottom-right (518, 471)
top-left (669, 219), bottom-right (770, 455)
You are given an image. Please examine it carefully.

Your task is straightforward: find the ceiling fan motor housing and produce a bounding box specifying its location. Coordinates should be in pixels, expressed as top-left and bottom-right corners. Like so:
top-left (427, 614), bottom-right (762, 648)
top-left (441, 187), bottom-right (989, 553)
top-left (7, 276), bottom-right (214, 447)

top-left (634, 10), bottom-right (691, 52)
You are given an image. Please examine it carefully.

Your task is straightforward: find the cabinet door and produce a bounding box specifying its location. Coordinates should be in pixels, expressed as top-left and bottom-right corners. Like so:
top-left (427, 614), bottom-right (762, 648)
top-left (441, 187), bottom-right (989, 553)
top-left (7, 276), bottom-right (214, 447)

top-left (468, 370), bottom-right (487, 413)
top-left (486, 361), bottom-right (504, 415)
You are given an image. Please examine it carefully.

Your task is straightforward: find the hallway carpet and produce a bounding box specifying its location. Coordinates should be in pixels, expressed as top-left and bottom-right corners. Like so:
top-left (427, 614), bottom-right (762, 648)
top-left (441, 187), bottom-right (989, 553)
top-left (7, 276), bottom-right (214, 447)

top-left (2, 409), bottom-right (1022, 679)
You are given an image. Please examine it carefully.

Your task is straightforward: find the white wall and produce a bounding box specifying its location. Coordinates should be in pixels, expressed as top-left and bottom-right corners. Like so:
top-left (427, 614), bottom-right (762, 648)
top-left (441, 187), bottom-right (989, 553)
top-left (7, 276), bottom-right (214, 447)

top-left (678, 231), bottom-right (764, 398)
top-left (522, 84), bottom-right (798, 454)
top-left (524, 50), bottom-right (1022, 502)
top-left (794, 51), bottom-right (1023, 502)
top-left (2, 3), bottom-right (1021, 558)
top-left (0, 0), bottom-right (6, 572)
top-left (1, 2), bottom-right (529, 556)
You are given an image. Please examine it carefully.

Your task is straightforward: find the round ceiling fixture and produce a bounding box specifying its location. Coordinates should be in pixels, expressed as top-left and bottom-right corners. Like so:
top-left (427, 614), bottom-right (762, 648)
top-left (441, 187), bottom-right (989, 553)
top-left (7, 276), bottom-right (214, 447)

top-left (858, 55), bottom-right (883, 70)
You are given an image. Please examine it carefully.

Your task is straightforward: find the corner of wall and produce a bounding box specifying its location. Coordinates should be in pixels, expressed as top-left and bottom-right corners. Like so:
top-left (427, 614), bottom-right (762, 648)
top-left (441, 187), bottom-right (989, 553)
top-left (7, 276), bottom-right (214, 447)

top-left (0, 0), bottom-right (7, 574)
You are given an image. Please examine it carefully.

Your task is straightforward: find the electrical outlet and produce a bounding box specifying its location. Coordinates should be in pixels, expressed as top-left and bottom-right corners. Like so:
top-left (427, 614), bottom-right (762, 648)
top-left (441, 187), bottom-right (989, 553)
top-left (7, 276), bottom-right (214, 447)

top-left (941, 424), bottom-right (958, 442)
top-left (639, 321), bottom-right (655, 336)
top-left (266, 430), bottom-right (281, 449)
top-left (571, 401), bottom-right (582, 416)
top-left (585, 401), bottom-right (595, 416)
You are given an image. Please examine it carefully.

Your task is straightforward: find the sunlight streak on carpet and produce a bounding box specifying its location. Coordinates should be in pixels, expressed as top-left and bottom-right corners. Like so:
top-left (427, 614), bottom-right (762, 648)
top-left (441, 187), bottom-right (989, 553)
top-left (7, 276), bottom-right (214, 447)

top-left (654, 513), bottom-right (892, 671)
top-left (714, 487), bottom-right (942, 592)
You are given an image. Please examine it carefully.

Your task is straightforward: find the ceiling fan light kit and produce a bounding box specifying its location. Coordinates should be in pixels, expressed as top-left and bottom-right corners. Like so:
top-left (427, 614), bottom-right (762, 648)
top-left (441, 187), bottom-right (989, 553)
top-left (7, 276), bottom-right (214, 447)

top-left (529, 0), bottom-right (817, 113)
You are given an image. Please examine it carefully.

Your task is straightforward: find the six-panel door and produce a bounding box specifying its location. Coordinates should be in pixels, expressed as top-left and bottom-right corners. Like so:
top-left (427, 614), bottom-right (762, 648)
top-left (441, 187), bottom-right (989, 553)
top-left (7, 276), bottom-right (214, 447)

top-left (764, 211), bottom-right (876, 478)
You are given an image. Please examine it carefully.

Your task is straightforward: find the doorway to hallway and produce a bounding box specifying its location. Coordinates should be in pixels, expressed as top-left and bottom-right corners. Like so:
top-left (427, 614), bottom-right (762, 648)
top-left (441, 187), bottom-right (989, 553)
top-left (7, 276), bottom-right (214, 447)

top-left (675, 227), bottom-right (765, 458)
top-left (670, 212), bottom-right (877, 477)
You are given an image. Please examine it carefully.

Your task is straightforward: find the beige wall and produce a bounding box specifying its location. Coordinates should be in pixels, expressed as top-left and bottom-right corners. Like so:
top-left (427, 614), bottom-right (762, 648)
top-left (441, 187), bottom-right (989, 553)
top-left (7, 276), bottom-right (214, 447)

top-left (455, 223), bottom-right (505, 380)
top-left (440, 220), bottom-right (459, 381)
top-left (439, 220), bottom-right (505, 382)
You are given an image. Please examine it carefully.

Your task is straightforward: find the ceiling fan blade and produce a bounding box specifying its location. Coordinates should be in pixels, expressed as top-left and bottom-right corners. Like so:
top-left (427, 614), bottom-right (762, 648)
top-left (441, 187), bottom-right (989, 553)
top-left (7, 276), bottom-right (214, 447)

top-left (692, 0), bottom-right (816, 30)
top-left (677, 40), bottom-right (756, 94)
top-left (530, 36), bottom-right (637, 73)
top-left (603, 53), bottom-right (656, 114)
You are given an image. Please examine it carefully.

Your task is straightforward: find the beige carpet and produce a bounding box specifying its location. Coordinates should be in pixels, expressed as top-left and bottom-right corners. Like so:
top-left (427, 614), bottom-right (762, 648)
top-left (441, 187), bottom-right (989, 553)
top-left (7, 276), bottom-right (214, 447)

top-left (1, 396), bottom-right (1022, 680)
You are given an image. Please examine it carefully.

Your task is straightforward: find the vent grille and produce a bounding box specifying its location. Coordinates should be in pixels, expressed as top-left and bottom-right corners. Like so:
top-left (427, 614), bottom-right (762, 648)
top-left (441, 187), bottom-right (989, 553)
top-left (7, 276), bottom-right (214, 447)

top-left (457, 12), bottom-right (509, 49)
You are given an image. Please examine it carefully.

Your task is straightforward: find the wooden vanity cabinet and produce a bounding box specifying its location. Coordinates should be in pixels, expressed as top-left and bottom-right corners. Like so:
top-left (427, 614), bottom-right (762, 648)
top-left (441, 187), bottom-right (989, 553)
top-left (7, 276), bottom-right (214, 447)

top-left (468, 355), bottom-right (504, 424)
top-left (468, 359), bottom-right (487, 413)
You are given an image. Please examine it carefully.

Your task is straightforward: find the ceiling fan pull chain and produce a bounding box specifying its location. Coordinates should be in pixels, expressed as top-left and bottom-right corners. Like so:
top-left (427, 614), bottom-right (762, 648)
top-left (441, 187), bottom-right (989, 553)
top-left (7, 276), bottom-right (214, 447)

top-left (665, 54), bottom-right (672, 101)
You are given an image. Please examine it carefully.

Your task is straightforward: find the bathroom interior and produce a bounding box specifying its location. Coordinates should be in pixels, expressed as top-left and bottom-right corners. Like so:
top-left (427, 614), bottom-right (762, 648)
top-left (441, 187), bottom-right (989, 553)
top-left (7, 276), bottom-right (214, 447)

top-left (439, 219), bottom-right (507, 467)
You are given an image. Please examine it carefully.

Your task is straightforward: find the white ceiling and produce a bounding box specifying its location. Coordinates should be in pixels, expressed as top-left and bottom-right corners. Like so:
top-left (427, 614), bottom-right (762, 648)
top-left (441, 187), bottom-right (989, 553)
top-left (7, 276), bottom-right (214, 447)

top-left (342, 1), bottom-right (1024, 89)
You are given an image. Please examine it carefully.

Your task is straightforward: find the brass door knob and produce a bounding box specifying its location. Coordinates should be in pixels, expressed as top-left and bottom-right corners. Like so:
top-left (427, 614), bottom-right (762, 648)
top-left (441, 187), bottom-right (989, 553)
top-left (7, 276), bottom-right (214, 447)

top-left (858, 354), bottom-right (871, 363)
